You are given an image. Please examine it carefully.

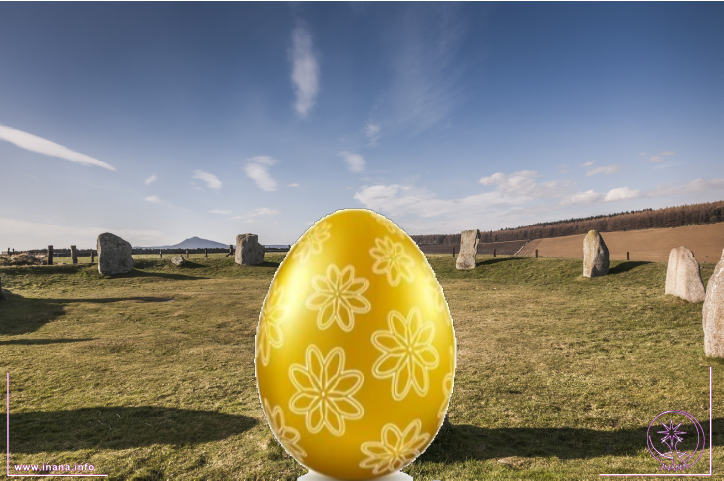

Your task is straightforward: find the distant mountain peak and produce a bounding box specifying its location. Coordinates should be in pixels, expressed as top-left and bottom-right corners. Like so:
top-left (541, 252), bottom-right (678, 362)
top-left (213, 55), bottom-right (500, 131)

top-left (139, 237), bottom-right (229, 249)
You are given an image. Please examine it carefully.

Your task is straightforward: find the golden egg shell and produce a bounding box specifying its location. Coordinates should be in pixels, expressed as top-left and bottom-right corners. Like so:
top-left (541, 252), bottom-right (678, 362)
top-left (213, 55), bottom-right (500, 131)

top-left (256, 209), bottom-right (456, 480)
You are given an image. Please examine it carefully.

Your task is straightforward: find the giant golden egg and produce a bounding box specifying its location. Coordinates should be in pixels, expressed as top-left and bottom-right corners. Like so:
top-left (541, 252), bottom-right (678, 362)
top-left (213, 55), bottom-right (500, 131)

top-left (256, 209), bottom-right (456, 480)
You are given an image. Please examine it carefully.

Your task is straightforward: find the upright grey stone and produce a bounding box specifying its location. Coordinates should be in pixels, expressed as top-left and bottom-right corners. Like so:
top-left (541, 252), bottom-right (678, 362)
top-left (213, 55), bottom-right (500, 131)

top-left (665, 246), bottom-right (706, 302)
top-left (703, 249), bottom-right (724, 357)
top-left (97, 233), bottom-right (134, 275)
top-left (235, 234), bottom-right (265, 266)
top-left (456, 229), bottom-right (479, 270)
top-left (70, 245), bottom-right (78, 264)
top-left (583, 230), bottom-right (609, 277)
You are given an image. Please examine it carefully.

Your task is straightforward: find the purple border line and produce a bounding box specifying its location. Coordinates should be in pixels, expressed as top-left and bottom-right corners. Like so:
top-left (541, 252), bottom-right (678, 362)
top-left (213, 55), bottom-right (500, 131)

top-left (6, 372), bottom-right (108, 477)
top-left (599, 366), bottom-right (713, 477)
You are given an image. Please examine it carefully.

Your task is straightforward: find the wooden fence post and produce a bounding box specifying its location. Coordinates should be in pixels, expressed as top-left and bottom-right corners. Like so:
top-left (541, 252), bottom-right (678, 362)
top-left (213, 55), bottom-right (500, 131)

top-left (186, 248), bottom-right (189, 258)
top-left (47, 245), bottom-right (53, 265)
top-left (91, 250), bottom-right (95, 262)
top-left (205, 248), bottom-right (208, 258)
top-left (493, 248), bottom-right (496, 257)
top-left (70, 245), bottom-right (78, 264)
top-left (627, 252), bottom-right (629, 260)
top-left (535, 249), bottom-right (538, 258)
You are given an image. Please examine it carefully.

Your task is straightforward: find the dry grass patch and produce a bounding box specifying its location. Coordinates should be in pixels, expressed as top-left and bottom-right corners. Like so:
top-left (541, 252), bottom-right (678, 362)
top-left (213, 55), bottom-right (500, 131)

top-left (1, 254), bottom-right (721, 479)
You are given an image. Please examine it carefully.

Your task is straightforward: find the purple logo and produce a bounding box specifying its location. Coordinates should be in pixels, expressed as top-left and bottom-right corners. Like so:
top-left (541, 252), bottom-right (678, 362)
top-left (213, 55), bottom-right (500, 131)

top-left (647, 410), bottom-right (705, 472)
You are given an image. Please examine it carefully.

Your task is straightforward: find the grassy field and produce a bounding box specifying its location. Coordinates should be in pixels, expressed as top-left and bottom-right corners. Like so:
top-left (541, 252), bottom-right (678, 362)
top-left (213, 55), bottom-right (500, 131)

top-left (0, 254), bottom-right (721, 480)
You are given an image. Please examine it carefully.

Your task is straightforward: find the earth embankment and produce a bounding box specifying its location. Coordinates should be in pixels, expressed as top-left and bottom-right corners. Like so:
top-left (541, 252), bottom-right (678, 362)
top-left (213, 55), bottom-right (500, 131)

top-left (519, 223), bottom-right (724, 263)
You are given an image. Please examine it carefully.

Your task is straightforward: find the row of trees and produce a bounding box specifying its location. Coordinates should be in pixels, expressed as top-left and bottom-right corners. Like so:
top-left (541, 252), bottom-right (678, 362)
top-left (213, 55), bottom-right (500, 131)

top-left (411, 201), bottom-right (724, 245)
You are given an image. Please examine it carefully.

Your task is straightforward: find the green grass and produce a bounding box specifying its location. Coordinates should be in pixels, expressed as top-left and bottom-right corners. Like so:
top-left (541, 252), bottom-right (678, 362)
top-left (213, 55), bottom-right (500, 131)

top-left (1, 254), bottom-right (721, 480)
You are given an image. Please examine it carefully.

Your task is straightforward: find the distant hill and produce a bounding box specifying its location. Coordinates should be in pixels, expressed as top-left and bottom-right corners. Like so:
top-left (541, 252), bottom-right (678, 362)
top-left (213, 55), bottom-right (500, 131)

top-left (139, 237), bottom-right (229, 249)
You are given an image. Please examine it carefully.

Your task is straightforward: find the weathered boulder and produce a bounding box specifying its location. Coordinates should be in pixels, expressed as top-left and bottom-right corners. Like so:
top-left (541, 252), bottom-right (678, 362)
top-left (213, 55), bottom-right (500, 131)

top-left (171, 255), bottom-right (186, 266)
top-left (235, 234), bottom-right (265, 266)
top-left (703, 249), bottom-right (724, 357)
top-left (97, 233), bottom-right (134, 276)
top-left (583, 230), bottom-right (609, 277)
top-left (456, 229), bottom-right (479, 270)
top-left (665, 246), bottom-right (706, 302)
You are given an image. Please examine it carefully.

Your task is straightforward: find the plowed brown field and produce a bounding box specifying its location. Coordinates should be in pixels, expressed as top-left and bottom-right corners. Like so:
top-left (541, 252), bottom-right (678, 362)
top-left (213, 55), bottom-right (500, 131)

top-left (518, 222), bottom-right (724, 262)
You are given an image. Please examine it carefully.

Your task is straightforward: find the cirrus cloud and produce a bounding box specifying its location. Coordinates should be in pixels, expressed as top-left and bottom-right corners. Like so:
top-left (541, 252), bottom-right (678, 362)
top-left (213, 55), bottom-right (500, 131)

top-left (0, 123), bottom-right (116, 171)
top-left (244, 156), bottom-right (279, 192)
top-left (192, 170), bottom-right (222, 190)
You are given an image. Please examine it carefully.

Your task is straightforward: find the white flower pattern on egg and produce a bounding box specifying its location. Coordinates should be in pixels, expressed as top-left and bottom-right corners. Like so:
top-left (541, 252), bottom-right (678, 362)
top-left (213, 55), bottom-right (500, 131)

top-left (305, 264), bottom-right (371, 332)
top-left (289, 345), bottom-right (364, 436)
top-left (371, 307), bottom-right (439, 400)
top-left (263, 398), bottom-right (307, 460)
top-left (294, 221), bottom-right (331, 263)
top-left (369, 237), bottom-right (415, 287)
top-left (438, 346), bottom-right (455, 419)
top-left (359, 419), bottom-right (430, 475)
top-left (257, 287), bottom-right (286, 366)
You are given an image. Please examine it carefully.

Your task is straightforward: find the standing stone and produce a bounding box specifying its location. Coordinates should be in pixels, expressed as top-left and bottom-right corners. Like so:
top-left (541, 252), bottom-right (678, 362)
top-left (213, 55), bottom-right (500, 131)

top-left (97, 233), bottom-right (134, 275)
top-left (583, 230), bottom-right (609, 277)
top-left (70, 245), bottom-right (78, 264)
top-left (666, 246), bottom-right (706, 302)
top-left (159, 249), bottom-right (163, 258)
top-left (704, 250), bottom-right (724, 357)
top-left (456, 229), bottom-right (479, 270)
top-left (171, 255), bottom-right (186, 266)
top-left (235, 234), bottom-right (265, 266)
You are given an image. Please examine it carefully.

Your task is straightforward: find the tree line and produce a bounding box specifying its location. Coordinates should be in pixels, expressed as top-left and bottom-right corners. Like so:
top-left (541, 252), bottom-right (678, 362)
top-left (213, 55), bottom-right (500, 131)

top-left (410, 200), bottom-right (724, 245)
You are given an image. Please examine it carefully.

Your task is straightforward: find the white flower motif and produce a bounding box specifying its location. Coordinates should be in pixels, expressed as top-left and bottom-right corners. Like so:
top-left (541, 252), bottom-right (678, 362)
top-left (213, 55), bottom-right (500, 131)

top-left (371, 308), bottom-right (439, 400)
top-left (426, 275), bottom-right (446, 313)
top-left (305, 264), bottom-right (371, 332)
top-left (360, 419), bottom-right (430, 476)
top-left (438, 346), bottom-right (455, 419)
top-left (263, 398), bottom-right (307, 460)
top-left (375, 214), bottom-right (404, 236)
top-left (369, 237), bottom-right (415, 287)
top-left (289, 345), bottom-right (364, 436)
top-left (257, 287), bottom-right (285, 366)
top-left (294, 222), bottom-right (332, 263)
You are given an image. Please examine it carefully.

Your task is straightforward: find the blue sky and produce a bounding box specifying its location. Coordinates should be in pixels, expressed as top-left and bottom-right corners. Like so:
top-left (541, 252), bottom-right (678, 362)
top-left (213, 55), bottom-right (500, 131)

top-left (1, 2), bottom-right (722, 249)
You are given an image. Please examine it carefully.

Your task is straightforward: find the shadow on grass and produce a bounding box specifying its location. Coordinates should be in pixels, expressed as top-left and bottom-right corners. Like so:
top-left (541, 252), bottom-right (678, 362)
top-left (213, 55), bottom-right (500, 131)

top-left (475, 257), bottom-right (527, 268)
top-left (0, 292), bottom-right (176, 335)
top-left (0, 338), bottom-right (95, 346)
top-left (424, 418), bottom-right (724, 462)
top-left (4, 406), bottom-right (259, 453)
top-left (609, 261), bottom-right (652, 275)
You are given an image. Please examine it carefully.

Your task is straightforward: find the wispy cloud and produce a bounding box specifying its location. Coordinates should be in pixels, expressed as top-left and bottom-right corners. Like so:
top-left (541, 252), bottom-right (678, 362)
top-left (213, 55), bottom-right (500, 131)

top-left (560, 186), bottom-right (640, 205)
top-left (339, 151), bottom-right (366, 172)
top-left (384, 4), bottom-right (469, 134)
top-left (580, 161), bottom-right (595, 167)
top-left (144, 196), bottom-right (162, 204)
top-left (289, 23), bottom-right (320, 119)
top-left (646, 177), bottom-right (724, 197)
top-left (244, 156), bottom-right (278, 192)
top-left (479, 171), bottom-right (572, 198)
top-left (363, 121), bottom-right (381, 145)
top-left (287, 183), bottom-right (300, 187)
top-left (644, 151), bottom-right (676, 163)
top-left (230, 207), bottom-right (281, 220)
top-left (0, 123), bottom-right (116, 171)
top-left (144, 175), bottom-right (157, 185)
top-left (192, 170), bottom-right (222, 190)
top-left (585, 164), bottom-right (623, 176)
top-left (209, 209), bottom-right (231, 215)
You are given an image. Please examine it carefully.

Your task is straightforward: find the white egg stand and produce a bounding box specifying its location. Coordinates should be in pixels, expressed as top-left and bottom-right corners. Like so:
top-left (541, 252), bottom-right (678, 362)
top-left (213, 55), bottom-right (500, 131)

top-left (299, 470), bottom-right (413, 480)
